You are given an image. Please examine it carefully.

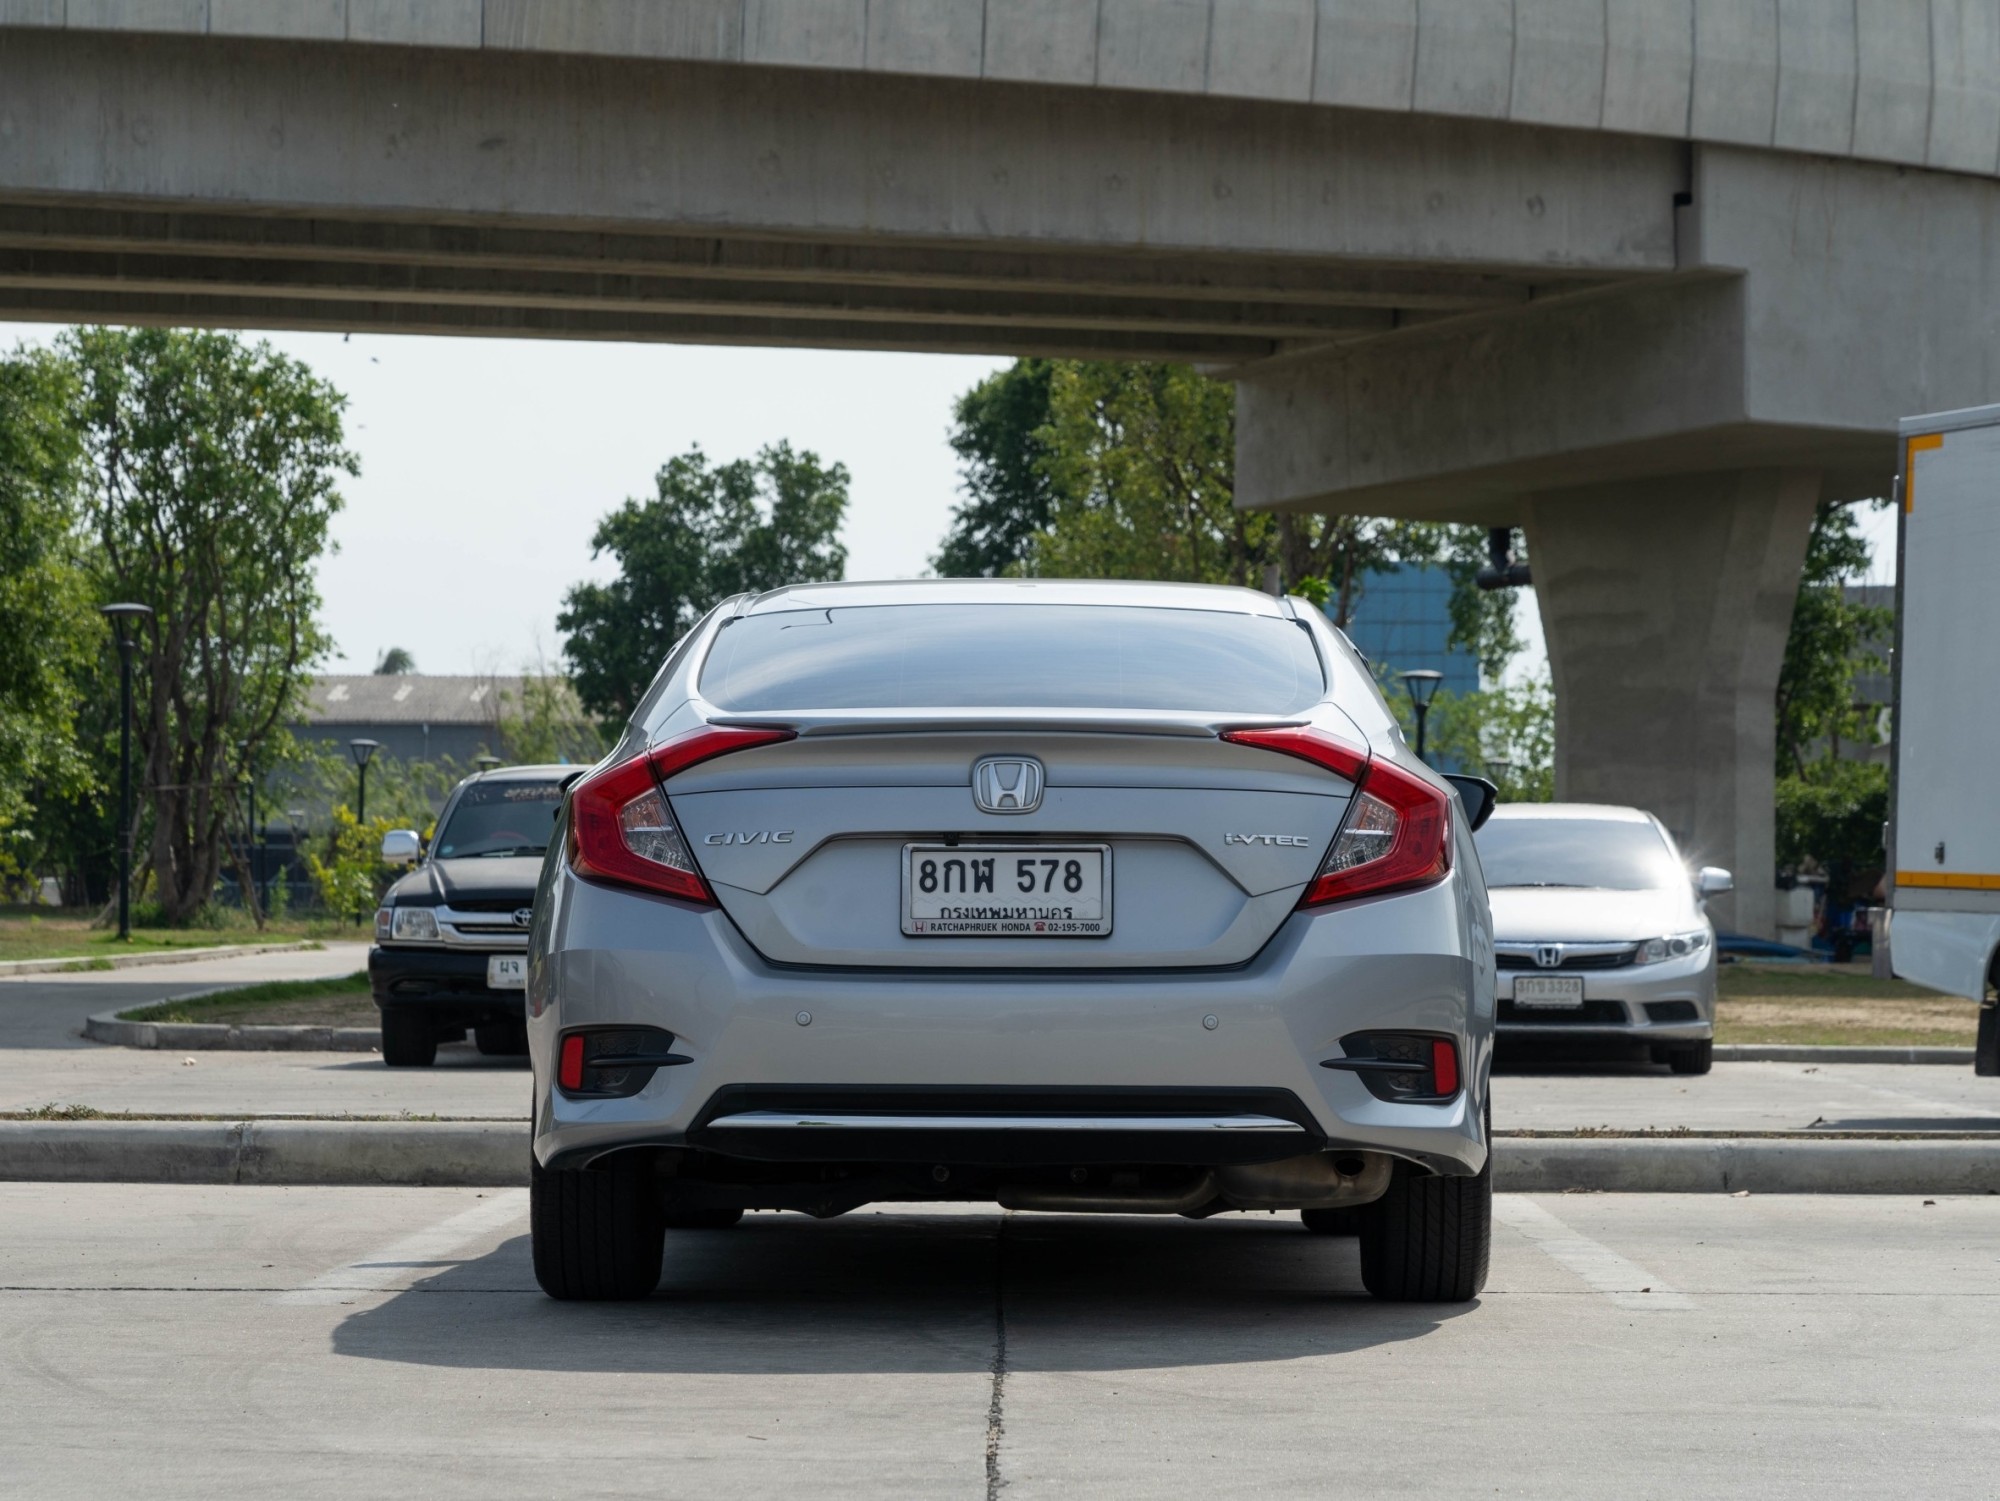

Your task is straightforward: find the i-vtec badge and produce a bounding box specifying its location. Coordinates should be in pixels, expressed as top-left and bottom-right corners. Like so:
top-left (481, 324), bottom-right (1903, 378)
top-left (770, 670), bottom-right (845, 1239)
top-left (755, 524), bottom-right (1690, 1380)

top-left (703, 831), bottom-right (795, 846)
top-left (1224, 833), bottom-right (1312, 847)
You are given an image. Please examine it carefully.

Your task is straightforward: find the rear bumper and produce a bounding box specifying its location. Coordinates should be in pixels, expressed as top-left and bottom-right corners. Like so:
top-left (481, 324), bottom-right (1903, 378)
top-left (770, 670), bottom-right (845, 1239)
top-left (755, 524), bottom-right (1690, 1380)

top-left (529, 869), bottom-right (1494, 1183)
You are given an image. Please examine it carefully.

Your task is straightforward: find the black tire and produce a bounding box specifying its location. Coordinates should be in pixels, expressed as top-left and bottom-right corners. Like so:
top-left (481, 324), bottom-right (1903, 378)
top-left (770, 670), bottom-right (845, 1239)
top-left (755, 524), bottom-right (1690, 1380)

top-left (531, 1152), bottom-right (666, 1301)
top-left (1300, 1206), bottom-right (1365, 1236)
top-left (1357, 1154), bottom-right (1492, 1303)
top-left (1668, 1038), bottom-right (1714, 1075)
top-left (379, 1008), bottom-right (436, 1068)
top-left (474, 1020), bottom-right (528, 1057)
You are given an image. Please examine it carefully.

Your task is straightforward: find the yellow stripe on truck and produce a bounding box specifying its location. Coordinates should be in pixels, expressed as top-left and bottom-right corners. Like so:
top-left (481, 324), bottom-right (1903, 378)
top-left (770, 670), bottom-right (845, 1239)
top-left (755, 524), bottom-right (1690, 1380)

top-left (1904, 432), bottom-right (1943, 512)
top-left (1897, 870), bottom-right (2000, 890)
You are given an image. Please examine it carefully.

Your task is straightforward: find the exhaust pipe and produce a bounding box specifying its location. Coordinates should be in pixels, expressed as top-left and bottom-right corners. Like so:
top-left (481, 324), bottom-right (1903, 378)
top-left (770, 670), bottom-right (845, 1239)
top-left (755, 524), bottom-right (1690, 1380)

top-left (1000, 1171), bottom-right (1220, 1214)
top-left (1212, 1150), bottom-right (1392, 1211)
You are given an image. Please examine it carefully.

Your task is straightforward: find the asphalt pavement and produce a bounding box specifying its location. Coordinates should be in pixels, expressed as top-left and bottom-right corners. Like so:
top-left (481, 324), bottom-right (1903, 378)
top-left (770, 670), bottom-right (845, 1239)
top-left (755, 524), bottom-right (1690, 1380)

top-left (0, 1184), bottom-right (1992, 1498)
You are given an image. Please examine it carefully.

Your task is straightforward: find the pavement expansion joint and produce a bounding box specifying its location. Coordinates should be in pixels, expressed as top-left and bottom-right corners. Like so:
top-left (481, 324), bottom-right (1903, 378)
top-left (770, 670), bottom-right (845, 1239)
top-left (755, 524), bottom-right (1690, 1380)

top-left (985, 1211), bottom-right (1010, 1501)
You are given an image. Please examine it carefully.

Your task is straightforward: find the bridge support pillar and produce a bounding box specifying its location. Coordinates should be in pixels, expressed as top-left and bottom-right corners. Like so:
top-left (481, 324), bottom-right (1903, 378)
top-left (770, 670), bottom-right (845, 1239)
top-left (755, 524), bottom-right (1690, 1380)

top-left (1520, 470), bottom-right (1821, 940)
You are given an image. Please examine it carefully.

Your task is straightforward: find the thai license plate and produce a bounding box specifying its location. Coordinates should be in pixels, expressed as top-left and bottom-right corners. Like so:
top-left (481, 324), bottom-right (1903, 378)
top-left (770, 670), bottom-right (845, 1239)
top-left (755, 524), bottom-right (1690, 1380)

top-left (1513, 975), bottom-right (1584, 1009)
top-left (903, 845), bottom-right (1111, 937)
top-left (486, 954), bottom-right (527, 990)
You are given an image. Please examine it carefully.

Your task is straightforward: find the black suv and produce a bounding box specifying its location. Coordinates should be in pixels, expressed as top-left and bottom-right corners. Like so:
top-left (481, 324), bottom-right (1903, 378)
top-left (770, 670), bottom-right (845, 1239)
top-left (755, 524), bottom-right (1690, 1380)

top-left (369, 765), bottom-right (577, 1067)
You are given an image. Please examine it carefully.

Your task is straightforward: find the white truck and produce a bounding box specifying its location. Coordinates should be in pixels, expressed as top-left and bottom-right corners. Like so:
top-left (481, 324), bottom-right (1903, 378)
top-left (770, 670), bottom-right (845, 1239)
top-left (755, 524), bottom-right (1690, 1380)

top-left (1890, 404), bottom-right (2000, 1076)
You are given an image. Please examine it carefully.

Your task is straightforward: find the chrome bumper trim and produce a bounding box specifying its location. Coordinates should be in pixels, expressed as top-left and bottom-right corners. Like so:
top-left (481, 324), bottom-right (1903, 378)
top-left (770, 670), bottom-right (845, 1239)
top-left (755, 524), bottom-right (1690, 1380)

top-left (705, 1111), bottom-right (1308, 1134)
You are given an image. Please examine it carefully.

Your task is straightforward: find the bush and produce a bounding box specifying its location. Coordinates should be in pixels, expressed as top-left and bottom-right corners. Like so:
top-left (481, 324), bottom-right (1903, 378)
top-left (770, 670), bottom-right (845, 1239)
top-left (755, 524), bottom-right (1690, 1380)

top-left (1776, 760), bottom-right (1888, 883)
top-left (304, 805), bottom-right (398, 921)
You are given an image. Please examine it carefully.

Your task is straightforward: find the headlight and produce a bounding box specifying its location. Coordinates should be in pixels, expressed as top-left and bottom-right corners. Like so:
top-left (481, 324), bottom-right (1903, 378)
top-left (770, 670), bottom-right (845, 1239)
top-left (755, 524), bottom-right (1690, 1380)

top-left (390, 907), bottom-right (441, 942)
top-left (1636, 929), bottom-right (1711, 964)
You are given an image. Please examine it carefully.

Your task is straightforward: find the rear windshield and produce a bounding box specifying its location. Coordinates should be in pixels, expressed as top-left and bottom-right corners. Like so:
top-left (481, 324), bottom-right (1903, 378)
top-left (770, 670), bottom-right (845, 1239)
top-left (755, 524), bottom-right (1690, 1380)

top-left (434, 781), bottom-right (564, 859)
top-left (1475, 818), bottom-right (1683, 892)
top-left (699, 604), bottom-right (1326, 714)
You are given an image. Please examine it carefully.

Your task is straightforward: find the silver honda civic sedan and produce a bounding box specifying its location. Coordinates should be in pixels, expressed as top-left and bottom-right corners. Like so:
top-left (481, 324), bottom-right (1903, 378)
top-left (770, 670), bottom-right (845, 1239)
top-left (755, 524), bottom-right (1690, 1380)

top-left (1475, 804), bottom-right (1729, 1073)
top-left (526, 580), bottom-right (1496, 1303)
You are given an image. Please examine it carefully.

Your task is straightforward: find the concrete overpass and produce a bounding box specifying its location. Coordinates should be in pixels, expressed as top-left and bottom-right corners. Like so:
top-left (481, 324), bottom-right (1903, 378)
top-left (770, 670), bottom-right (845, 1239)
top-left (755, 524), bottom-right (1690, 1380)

top-left (8, 1), bottom-right (2000, 934)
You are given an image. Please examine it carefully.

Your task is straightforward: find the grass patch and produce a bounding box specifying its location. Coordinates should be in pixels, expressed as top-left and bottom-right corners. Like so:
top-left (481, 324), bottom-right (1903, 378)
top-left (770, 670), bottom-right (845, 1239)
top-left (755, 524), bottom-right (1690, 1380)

top-left (1715, 962), bottom-right (1979, 1045)
top-left (0, 908), bottom-right (349, 964)
top-left (118, 972), bottom-right (375, 1028)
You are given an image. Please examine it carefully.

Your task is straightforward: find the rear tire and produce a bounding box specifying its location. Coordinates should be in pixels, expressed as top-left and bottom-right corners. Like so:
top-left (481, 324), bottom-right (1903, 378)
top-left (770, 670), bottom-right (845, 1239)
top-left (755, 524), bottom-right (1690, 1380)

top-left (379, 1008), bottom-right (436, 1068)
top-left (1357, 1154), bottom-right (1492, 1303)
top-left (1667, 1038), bottom-right (1714, 1075)
top-left (474, 1020), bottom-right (528, 1057)
top-left (531, 1152), bottom-right (666, 1301)
top-left (1300, 1206), bottom-right (1365, 1236)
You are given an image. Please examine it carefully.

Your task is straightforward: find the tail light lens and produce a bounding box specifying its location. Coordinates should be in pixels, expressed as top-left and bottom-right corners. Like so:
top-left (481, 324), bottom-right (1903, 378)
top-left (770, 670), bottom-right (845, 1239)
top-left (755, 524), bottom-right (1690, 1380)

top-left (567, 724), bottom-right (794, 903)
top-left (1220, 725), bottom-right (1451, 907)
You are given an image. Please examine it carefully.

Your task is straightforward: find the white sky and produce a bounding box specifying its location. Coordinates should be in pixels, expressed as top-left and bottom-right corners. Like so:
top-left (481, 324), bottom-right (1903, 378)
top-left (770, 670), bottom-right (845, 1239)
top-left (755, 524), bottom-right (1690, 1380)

top-left (4, 320), bottom-right (1904, 685)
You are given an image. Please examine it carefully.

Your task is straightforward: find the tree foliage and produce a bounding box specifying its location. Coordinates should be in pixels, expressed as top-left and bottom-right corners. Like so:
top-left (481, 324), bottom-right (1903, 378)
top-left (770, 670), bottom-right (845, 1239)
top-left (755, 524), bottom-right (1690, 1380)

top-left (931, 358), bottom-right (1516, 670)
top-left (0, 345), bottom-right (98, 869)
top-left (1382, 676), bottom-right (1556, 800)
top-left (558, 443), bottom-right (849, 725)
top-left (373, 646), bottom-right (416, 675)
top-left (68, 327), bottom-right (355, 925)
top-left (1775, 499), bottom-right (1892, 777)
top-left (1775, 760), bottom-right (1888, 878)
top-left (933, 359), bottom-right (1061, 578)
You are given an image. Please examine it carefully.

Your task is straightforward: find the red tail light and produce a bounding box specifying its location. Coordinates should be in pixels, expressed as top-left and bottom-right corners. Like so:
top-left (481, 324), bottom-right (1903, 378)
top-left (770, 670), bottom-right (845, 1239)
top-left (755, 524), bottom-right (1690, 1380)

top-left (558, 1033), bottom-right (586, 1091)
top-left (567, 724), bottom-right (795, 903)
top-left (1220, 725), bottom-right (1451, 907)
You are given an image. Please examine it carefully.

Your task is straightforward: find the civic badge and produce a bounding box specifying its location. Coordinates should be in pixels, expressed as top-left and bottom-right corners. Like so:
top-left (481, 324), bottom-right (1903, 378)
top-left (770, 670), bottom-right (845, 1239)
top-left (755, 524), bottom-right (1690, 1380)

top-left (971, 756), bottom-right (1044, 814)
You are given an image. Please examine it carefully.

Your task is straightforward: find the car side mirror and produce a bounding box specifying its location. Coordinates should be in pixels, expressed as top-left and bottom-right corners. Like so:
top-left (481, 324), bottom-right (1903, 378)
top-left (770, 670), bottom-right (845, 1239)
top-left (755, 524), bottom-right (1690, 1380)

top-left (381, 829), bottom-right (422, 866)
top-left (1697, 866), bottom-right (1734, 897)
top-left (1443, 775), bottom-right (1498, 832)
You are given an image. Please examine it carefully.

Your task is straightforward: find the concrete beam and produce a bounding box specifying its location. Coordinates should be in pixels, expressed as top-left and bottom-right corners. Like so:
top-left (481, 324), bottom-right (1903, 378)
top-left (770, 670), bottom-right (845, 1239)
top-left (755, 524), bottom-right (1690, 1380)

top-left (1523, 470), bottom-right (1821, 939)
top-left (0, 284), bottom-right (1276, 361)
top-left (0, 203), bottom-right (1557, 311)
top-left (0, 29), bottom-right (1681, 274)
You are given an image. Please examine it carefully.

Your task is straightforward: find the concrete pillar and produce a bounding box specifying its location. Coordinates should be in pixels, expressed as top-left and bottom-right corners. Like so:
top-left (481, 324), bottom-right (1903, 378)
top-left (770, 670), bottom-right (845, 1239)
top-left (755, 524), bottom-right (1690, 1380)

top-left (1521, 470), bottom-right (1820, 939)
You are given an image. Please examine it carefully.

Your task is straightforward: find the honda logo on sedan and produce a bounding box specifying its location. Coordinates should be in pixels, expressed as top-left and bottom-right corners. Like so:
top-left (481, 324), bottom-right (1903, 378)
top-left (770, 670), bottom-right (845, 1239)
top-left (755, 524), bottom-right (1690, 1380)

top-left (971, 756), bottom-right (1045, 814)
top-left (1535, 944), bottom-right (1564, 969)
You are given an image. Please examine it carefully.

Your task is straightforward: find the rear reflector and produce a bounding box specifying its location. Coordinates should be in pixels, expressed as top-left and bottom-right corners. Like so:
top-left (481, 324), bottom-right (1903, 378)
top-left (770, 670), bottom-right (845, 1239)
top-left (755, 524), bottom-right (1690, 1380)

top-left (558, 1033), bottom-right (585, 1091)
top-left (1220, 725), bottom-right (1450, 907)
top-left (567, 724), bottom-right (795, 903)
top-left (1430, 1038), bottom-right (1460, 1096)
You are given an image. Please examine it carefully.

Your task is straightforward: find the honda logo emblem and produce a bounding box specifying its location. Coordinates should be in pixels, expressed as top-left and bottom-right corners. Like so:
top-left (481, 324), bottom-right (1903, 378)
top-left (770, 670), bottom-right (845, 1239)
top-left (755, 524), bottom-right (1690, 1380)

top-left (1535, 944), bottom-right (1564, 969)
top-left (971, 756), bottom-right (1045, 814)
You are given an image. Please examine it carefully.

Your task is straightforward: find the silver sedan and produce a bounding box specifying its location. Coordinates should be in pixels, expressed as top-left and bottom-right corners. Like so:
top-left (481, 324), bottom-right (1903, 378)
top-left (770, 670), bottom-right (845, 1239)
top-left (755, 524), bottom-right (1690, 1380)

top-left (527, 580), bottom-right (1496, 1302)
top-left (1474, 804), bottom-right (1729, 1074)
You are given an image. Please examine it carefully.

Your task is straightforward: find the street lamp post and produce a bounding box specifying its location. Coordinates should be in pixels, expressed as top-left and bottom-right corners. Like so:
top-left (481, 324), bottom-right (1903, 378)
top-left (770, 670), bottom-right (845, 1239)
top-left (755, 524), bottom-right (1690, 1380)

top-left (99, 603), bottom-right (153, 941)
top-left (1399, 669), bottom-right (1444, 765)
top-left (239, 739), bottom-right (258, 914)
top-left (348, 738), bottom-right (381, 825)
top-left (1485, 757), bottom-right (1514, 797)
top-left (474, 753), bottom-right (503, 773)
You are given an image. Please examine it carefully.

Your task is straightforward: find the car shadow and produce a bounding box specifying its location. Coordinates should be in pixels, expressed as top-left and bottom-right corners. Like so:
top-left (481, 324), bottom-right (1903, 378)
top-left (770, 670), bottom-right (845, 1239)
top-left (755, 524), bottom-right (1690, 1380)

top-left (331, 1209), bottom-right (1472, 1375)
top-left (319, 1041), bottom-right (529, 1072)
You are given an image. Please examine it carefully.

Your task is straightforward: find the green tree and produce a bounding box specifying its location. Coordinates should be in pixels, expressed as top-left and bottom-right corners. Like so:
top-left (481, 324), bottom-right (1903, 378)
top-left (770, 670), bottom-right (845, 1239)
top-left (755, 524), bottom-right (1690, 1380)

top-left (68, 327), bottom-right (356, 925)
top-left (1383, 675), bottom-right (1556, 800)
top-left (497, 659), bottom-right (607, 766)
top-left (373, 646), bottom-right (416, 675)
top-left (0, 345), bottom-right (98, 878)
top-left (558, 442), bottom-right (849, 724)
top-left (933, 358), bottom-right (1062, 578)
top-left (1775, 499), bottom-right (1892, 777)
top-left (933, 359), bottom-right (1516, 668)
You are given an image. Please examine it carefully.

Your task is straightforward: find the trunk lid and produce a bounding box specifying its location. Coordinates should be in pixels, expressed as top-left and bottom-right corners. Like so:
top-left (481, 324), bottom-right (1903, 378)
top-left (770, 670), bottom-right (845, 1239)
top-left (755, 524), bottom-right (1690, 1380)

top-left (667, 725), bottom-right (1354, 969)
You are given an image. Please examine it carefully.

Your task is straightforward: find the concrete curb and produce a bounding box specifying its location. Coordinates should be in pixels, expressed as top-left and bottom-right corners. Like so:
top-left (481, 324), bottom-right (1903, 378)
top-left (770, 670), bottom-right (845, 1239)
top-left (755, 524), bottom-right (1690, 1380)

top-left (1714, 1044), bottom-right (1974, 1065)
top-left (0, 940), bottom-right (320, 978)
top-left (3, 1121), bottom-right (1998, 1193)
top-left (1495, 1136), bottom-right (2000, 1194)
top-left (0, 1120), bottom-right (522, 1186)
top-left (85, 1006), bottom-right (377, 1053)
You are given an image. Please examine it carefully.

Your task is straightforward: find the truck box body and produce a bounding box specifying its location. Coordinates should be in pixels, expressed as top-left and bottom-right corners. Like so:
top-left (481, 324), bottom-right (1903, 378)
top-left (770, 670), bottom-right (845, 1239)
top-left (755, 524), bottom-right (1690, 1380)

top-left (1890, 405), bottom-right (2000, 1009)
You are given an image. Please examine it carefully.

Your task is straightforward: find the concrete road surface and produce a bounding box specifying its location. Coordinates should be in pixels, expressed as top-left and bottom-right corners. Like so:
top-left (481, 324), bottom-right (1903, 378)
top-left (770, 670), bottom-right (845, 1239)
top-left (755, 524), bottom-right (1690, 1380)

top-left (0, 1184), bottom-right (1992, 1498)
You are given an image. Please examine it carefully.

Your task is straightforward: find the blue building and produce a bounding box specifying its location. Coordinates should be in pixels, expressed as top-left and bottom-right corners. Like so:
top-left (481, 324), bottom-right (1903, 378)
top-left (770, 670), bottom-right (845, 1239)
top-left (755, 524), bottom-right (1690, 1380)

top-left (1337, 562), bottom-right (1481, 696)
